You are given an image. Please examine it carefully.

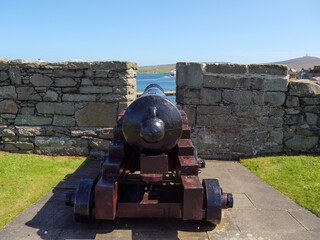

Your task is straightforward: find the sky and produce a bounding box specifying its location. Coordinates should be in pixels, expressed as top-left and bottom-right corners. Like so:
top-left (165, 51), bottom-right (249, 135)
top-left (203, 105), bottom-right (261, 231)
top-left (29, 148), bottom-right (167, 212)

top-left (1, 0), bottom-right (320, 66)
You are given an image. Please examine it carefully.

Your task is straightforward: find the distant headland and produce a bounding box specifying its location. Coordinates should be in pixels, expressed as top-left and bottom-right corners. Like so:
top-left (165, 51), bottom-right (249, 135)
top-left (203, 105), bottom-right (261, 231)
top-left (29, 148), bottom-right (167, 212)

top-left (138, 56), bottom-right (320, 74)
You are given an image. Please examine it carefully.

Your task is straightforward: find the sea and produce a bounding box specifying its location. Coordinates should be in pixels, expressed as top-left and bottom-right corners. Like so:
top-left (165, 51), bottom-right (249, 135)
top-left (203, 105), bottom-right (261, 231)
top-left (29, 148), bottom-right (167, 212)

top-left (136, 73), bottom-right (176, 103)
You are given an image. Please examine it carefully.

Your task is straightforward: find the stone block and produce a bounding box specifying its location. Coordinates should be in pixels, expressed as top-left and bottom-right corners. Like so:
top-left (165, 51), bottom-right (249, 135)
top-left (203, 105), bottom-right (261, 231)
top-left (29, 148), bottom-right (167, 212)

top-left (211, 115), bottom-right (238, 128)
top-left (269, 131), bottom-right (283, 144)
top-left (35, 87), bottom-right (47, 93)
top-left (15, 115), bottom-right (52, 125)
top-left (94, 77), bottom-right (135, 86)
top-left (53, 115), bottom-right (75, 126)
top-left (259, 143), bottom-right (283, 154)
top-left (0, 100), bottom-right (18, 114)
top-left (79, 86), bottom-right (112, 94)
top-left (34, 146), bottom-right (89, 156)
top-left (71, 128), bottom-right (96, 137)
top-left (97, 94), bottom-right (135, 102)
top-left (289, 80), bottom-right (320, 97)
top-left (303, 106), bottom-right (319, 113)
top-left (16, 126), bottom-right (44, 136)
top-left (20, 107), bottom-right (35, 115)
top-left (176, 62), bottom-right (204, 88)
top-left (43, 90), bottom-right (58, 102)
top-left (254, 92), bottom-right (285, 107)
top-left (205, 63), bottom-right (247, 74)
top-left (52, 70), bottom-right (84, 78)
top-left (285, 96), bottom-right (299, 107)
top-left (96, 127), bottom-right (113, 139)
top-left (0, 86), bottom-right (17, 99)
top-left (16, 142), bottom-right (34, 150)
top-left (284, 136), bottom-right (318, 152)
top-left (62, 87), bottom-right (78, 93)
top-left (1, 114), bottom-right (16, 119)
top-left (295, 128), bottom-right (318, 137)
top-left (269, 108), bottom-right (285, 117)
top-left (112, 86), bottom-right (135, 95)
top-left (0, 117), bottom-right (8, 125)
top-left (85, 70), bottom-right (94, 78)
top-left (248, 64), bottom-right (288, 75)
top-left (300, 97), bottom-right (320, 105)
top-left (223, 90), bottom-right (253, 105)
top-left (17, 87), bottom-right (42, 101)
top-left (95, 70), bottom-right (109, 78)
top-left (55, 78), bottom-right (77, 87)
top-left (9, 66), bottom-right (21, 84)
top-left (177, 88), bottom-right (200, 105)
top-left (200, 88), bottom-right (221, 105)
top-left (30, 74), bottom-right (53, 86)
top-left (81, 78), bottom-right (93, 86)
top-left (43, 126), bottom-right (70, 136)
top-left (233, 106), bottom-right (270, 117)
top-left (284, 115), bottom-right (304, 125)
top-left (62, 94), bottom-right (96, 102)
top-left (35, 136), bottom-right (68, 147)
top-left (231, 143), bottom-right (253, 154)
top-left (285, 108), bottom-right (300, 114)
top-left (257, 116), bottom-right (283, 127)
top-left (197, 115), bottom-right (211, 126)
top-left (36, 102), bottom-right (74, 115)
top-left (239, 77), bottom-right (264, 90)
top-left (0, 60), bottom-right (9, 70)
top-left (3, 143), bottom-right (19, 151)
top-left (263, 77), bottom-right (288, 91)
top-left (75, 103), bottom-right (117, 127)
top-left (67, 61), bottom-right (91, 69)
top-left (90, 138), bottom-right (110, 151)
top-left (203, 75), bottom-right (237, 89)
top-left (0, 71), bottom-right (8, 81)
top-left (305, 113), bottom-right (318, 125)
top-left (197, 105), bottom-right (231, 115)
top-left (0, 127), bottom-right (15, 136)
top-left (35, 136), bottom-right (88, 148)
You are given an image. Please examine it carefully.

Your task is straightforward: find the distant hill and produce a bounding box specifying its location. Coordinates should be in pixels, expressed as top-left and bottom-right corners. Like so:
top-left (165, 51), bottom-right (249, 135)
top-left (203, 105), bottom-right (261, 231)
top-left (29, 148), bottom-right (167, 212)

top-left (138, 56), bottom-right (320, 74)
top-left (138, 64), bottom-right (175, 74)
top-left (270, 56), bottom-right (320, 70)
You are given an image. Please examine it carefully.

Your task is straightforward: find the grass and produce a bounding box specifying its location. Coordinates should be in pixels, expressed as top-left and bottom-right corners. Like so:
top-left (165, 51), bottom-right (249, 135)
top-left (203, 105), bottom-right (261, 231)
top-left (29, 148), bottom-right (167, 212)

top-left (0, 152), bottom-right (87, 230)
top-left (241, 155), bottom-right (320, 217)
top-left (138, 64), bottom-right (175, 74)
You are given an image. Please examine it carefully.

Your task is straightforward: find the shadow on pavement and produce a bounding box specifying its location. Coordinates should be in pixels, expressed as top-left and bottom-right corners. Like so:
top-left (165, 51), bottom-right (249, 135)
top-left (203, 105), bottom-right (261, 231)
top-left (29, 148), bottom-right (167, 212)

top-left (25, 159), bottom-right (215, 240)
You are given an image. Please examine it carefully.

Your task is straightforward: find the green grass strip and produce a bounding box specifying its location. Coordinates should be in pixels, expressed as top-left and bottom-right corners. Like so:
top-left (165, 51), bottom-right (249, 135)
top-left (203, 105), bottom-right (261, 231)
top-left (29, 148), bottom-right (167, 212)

top-left (241, 155), bottom-right (320, 217)
top-left (0, 152), bottom-right (87, 230)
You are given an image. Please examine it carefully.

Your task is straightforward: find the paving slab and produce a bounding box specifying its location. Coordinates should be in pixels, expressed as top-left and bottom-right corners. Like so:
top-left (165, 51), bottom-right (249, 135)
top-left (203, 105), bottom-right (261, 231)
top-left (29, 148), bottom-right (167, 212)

top-left (0, 159), bottom-right (320, 240)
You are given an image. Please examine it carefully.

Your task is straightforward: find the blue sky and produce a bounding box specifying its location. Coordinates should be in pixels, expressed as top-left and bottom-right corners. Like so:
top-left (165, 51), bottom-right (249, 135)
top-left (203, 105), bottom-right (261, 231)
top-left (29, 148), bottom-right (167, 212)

top-left (1, 0), bottom-right (319, 66)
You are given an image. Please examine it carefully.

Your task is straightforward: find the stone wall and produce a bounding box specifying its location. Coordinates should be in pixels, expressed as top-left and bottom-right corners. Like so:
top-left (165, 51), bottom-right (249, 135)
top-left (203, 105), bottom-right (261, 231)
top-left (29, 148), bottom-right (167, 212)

top-left (176, 62), bottom-right (320, 160)
top-left (0, 59), bottom-right (136, 157)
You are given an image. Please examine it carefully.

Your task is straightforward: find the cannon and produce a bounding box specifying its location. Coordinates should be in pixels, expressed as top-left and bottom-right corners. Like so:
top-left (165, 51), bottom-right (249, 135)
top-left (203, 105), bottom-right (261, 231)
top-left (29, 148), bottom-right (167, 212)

top-left (66, 84), bottom-right (233, 224)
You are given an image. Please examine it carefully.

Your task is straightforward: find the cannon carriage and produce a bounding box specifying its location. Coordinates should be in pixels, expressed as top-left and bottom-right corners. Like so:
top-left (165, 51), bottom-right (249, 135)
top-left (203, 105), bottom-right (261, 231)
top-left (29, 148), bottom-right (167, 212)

top-left (66, 84), bottom-right (233, 224)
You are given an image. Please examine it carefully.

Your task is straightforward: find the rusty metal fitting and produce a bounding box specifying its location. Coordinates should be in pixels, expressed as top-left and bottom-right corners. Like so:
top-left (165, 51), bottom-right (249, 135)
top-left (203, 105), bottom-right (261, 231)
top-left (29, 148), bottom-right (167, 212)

top-left (222, 193), bottom-right (233, 209)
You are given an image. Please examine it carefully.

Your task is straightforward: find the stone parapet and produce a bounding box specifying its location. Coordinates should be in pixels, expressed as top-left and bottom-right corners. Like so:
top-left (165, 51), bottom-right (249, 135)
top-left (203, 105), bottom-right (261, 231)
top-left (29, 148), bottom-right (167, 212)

top-left (177, 62), bottom-right (320, 159)
top-left (0, 59), bottom-right (137, 156)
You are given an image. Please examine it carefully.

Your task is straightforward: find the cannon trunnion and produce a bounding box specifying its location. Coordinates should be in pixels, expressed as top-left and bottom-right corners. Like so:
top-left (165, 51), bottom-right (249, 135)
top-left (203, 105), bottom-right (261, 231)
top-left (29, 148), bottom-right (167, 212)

top-left (66, 84), bottom-right (233, 225)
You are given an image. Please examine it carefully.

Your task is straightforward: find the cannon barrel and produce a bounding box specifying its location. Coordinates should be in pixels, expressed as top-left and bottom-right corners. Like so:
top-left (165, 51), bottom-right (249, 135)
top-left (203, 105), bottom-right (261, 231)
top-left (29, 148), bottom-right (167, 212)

top-left (122, 84), bottom-right (182, 154)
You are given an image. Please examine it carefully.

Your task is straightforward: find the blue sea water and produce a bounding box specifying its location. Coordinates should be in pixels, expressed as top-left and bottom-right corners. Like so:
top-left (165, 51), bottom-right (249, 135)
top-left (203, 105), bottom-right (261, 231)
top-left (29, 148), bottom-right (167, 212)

top-left (136, 73), bottom-right (176, 103)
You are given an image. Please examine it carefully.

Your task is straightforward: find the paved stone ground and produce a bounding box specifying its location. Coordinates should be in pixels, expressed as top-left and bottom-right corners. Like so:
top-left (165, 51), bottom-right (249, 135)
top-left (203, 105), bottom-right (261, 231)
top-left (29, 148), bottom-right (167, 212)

top-left (1, 159), bottom-right (320, 240)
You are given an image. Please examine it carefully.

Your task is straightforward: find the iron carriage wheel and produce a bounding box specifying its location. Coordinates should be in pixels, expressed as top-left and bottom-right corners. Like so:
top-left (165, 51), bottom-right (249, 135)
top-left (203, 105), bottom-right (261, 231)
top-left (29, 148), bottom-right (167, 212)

top-left (202, 179), bottom-right (223, 225)
top-left (74, 178), bottom-right (95, 222)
